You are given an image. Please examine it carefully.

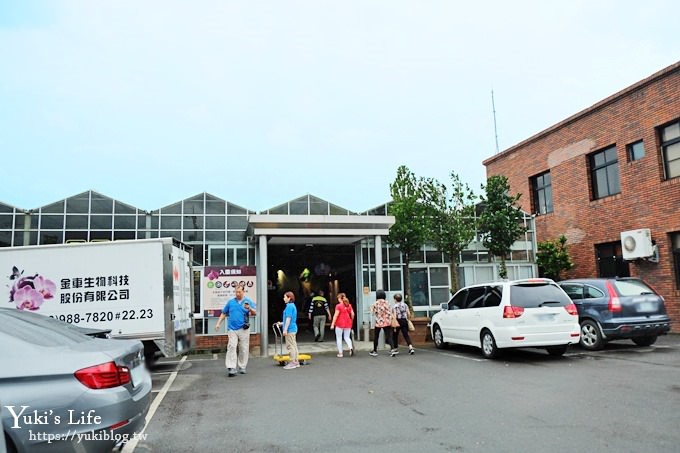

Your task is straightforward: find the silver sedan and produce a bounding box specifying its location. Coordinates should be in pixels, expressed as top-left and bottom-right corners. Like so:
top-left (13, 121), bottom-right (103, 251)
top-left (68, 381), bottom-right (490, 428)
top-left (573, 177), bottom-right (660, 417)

top-left (1, 308), bottom-right (152, 453)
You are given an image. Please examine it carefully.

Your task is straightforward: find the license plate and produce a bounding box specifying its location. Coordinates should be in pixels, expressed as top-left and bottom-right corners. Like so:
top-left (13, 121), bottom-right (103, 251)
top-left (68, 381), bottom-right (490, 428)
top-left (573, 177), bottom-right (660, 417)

top-left (637, 302), bottom-right (655, 313)
top-left (130, 365), bottom-right (146, 387)
top-left (535, 313), bottom-right (557, 322)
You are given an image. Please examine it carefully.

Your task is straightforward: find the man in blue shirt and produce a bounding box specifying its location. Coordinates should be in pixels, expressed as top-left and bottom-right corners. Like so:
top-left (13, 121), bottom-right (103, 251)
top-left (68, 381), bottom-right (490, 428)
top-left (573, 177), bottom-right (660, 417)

top-left (215, 285), bottom-right (256, 377)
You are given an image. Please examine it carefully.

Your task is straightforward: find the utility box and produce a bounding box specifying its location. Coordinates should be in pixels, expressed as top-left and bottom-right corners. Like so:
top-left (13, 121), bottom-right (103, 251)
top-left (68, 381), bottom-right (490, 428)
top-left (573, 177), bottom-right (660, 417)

top-left (620, 228), bottom-right (654, 260)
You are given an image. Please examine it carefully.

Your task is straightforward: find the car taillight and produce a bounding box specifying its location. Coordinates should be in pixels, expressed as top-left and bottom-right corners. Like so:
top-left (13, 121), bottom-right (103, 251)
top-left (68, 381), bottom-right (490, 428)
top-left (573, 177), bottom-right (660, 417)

top-left (503, 305), bottom-right (524, 318)
top-left (605, 281), bottom-right (622, 313)
top-left (75, 362), bottom-right (131, 389)
top-left (564, 303), bottom-right (578, 316)
top-left (109, 420), bottom-right (130, 430)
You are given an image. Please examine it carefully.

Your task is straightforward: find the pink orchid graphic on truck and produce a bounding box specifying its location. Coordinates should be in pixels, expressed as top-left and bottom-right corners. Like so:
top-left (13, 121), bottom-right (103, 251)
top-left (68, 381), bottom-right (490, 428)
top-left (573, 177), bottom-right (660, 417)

top-left (7, 265), bottom-right (57, 311)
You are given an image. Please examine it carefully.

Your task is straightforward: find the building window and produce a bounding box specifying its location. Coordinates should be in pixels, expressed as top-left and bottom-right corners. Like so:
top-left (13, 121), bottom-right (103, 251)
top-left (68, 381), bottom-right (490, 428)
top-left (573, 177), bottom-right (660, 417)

top-left (361, 242), bottom-right (404, 292)
top-left (595, 242), bottom-right (629, 278)
top-left (0, 231), bottom-right (11, 247)
top-left (660, 120), bottom-right (680, 180)
top-left (590, 146), bottom-right (621, 199)
top-left (531, 171), bottom-right (553, 214)
top-left (672, 233), bottom-right (680, 289)
top-left (409, 265), bottom-right (450, 308)
top-left (627, 140), bottom-right (645, 161)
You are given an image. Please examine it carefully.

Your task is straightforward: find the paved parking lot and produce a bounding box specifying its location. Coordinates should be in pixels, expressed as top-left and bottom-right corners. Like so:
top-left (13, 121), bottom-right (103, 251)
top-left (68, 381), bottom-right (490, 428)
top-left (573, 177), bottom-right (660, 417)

top-left (126, 335), bottom-right (680, 453)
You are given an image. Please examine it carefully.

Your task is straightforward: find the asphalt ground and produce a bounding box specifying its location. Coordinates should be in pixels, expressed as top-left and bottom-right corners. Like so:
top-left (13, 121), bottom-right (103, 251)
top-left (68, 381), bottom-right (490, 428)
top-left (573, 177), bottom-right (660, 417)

top-left (126, 334), bottom-right (680, 453)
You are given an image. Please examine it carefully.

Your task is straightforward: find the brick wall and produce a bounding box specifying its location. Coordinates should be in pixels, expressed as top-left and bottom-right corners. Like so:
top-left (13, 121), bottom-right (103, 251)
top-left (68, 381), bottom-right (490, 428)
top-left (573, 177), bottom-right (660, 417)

top-left (483, 62), bottom-right (680, 331)
top-left (196, 333), bottom-right (262, 356)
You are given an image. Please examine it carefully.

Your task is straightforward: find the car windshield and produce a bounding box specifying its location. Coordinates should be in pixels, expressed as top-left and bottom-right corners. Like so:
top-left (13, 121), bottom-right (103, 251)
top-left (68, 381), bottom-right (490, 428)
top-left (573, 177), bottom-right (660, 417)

top-left (614, 280), bottom-right (656, 296)
top-left (0, 309), bottom-right (93, 346)
top-left (509, 283), bottom-right (572, 308)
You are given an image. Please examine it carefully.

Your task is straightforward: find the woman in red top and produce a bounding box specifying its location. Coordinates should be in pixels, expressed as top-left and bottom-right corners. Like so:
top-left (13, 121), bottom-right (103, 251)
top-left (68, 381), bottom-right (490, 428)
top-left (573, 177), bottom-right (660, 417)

top-left (330, 292), bottom-right (354, 357)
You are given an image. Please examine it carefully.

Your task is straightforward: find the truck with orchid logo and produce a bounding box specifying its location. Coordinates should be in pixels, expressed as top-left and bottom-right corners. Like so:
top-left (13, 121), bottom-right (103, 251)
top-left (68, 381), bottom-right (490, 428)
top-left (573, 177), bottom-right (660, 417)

top-left (1, 237), bottom-right (194, 362)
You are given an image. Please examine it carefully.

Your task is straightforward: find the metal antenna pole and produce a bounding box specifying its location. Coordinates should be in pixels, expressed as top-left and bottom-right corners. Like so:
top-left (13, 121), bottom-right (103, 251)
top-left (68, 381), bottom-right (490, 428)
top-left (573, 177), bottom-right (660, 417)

top-left (491, 89), bottom-right (499, 153)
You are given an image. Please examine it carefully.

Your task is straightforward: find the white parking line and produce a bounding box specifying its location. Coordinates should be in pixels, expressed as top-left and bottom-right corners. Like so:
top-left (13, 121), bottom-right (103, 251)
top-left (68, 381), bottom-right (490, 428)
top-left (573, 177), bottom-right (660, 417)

top-left (420, 347), bottom-right (486, 362)
top-left (185, 353), bottom-right (219, 361)
top-left (122, 355), bottom-right (187, 453)
top-left (153, 360), bottom-right (183, 365)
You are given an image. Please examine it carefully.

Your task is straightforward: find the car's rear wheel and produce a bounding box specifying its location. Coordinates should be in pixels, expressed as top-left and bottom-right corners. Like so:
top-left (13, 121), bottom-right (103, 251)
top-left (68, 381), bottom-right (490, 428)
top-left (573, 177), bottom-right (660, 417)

top-left (546, 345), bottom-right (568, 356)
top-left (480, 330), bottom-right (499, 359)
top-left (433, 325), bottom-right (446, 349)
top-left (580, 320), bottom-right (604, 350)
top-left (632, 336), bottom-right (658, 347)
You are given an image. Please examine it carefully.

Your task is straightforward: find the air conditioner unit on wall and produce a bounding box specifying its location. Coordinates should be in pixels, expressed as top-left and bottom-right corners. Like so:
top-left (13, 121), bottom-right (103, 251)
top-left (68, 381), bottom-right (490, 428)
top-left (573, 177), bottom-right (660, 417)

top-left (620, 228), bottom-right (654, 260)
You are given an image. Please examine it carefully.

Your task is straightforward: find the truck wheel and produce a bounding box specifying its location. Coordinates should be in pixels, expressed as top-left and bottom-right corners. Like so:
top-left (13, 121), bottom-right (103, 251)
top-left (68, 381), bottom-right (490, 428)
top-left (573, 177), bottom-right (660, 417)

top-left (143, 342), bottom-right (159, 366)
top-left (144, 351), bottom-right (158, 366)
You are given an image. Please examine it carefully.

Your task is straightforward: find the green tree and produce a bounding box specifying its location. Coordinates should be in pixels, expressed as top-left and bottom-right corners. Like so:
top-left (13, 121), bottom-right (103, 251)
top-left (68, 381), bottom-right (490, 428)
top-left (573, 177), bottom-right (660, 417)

top-left (387, 165), bottom-right (430, 307)
top-left (423, 171), bottom-right (478, 294)
top-left (536, 234), bottom-right (574, 280)
top-left (478, 175), bottom-right (526, 279)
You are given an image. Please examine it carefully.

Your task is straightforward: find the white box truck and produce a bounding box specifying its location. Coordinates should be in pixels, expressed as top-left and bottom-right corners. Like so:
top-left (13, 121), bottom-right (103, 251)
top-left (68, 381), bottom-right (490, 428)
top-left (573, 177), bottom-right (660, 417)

top-left (1, 238), bottom-right (194, 361)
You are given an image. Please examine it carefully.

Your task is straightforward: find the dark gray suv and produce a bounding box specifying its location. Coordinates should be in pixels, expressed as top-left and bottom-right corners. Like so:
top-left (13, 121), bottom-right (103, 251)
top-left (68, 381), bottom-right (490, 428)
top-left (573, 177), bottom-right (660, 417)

top-left (558, 278), bottom-right (671, 350)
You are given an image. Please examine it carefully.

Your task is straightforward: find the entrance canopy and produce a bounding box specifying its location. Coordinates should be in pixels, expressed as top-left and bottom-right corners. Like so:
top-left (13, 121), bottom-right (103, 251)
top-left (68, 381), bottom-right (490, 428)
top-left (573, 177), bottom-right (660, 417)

top-left (248, 211), bottom-right (394, 357)
top-left (247, 214), bottom-right (394, 244)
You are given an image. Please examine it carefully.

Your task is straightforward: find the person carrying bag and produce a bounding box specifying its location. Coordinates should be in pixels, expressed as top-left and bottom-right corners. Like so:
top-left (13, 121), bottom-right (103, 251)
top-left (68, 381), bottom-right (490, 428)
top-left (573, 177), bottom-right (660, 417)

top-left (369, 290), bottom-right (397, 357)
top-left (392, 293), bottom-right (415, 355)
top-left (406, 310), bottom-right (416, 332)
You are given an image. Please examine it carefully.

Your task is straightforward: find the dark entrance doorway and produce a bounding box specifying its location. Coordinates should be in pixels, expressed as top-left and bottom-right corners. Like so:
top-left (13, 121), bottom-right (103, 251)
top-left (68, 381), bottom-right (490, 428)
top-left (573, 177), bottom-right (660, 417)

top-left (267, 243), bottom-right (356, 343)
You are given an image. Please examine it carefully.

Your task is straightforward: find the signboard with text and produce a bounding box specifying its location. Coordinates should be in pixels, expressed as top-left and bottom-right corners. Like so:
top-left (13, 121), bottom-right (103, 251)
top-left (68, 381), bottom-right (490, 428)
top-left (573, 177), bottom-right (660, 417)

top-left (201, 266), bottom-right (257, 317)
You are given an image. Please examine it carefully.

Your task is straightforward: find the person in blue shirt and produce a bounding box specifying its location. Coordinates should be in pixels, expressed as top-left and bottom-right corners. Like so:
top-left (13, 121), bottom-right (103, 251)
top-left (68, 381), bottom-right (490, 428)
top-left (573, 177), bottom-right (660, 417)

top-left (215, 285), bottom-right (256, 377)
top-left (277, 291), bottom-right (299, 370)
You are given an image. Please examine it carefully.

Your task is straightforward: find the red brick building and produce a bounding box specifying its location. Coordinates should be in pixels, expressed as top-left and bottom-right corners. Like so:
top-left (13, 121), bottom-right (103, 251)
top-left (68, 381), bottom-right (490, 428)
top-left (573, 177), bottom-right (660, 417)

top-left (483, 61), bottom-right (680, 331)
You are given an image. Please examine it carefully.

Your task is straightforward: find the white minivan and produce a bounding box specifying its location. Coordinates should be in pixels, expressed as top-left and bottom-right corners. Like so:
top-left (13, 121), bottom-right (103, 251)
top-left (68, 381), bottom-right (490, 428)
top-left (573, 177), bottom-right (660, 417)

top-left (430, 278), bottom-right (580, 359)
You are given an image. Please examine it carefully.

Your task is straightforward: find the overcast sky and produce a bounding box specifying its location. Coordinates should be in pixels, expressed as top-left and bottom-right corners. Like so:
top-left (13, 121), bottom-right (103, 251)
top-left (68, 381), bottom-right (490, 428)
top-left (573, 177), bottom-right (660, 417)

top-left (1, 1), bottom-right (678, 213)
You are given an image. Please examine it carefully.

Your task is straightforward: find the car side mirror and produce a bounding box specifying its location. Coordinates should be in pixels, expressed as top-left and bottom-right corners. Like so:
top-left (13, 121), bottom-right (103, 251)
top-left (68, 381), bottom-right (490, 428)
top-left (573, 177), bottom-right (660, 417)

top-left (440, 303), bottom-right (448, 310)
